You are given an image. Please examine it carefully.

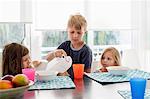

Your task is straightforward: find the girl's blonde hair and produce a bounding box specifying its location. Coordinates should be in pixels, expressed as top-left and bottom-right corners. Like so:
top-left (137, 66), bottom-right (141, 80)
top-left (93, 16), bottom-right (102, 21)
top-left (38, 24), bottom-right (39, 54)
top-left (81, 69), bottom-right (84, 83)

top-left (100, 47), bottom-right (121, 66)
top-left (67, 14), bottom-right (87, 31)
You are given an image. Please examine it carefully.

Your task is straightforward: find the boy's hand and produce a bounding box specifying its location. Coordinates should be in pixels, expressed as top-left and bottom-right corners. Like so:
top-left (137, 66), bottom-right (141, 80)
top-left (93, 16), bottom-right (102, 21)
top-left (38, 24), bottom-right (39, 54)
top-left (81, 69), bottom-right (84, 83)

top-left (54, 49), bottom-right (67, 57)
top-left (46, 49), bottom-right (67, 62)
top-left (57, 71), bottom-right (70, 76)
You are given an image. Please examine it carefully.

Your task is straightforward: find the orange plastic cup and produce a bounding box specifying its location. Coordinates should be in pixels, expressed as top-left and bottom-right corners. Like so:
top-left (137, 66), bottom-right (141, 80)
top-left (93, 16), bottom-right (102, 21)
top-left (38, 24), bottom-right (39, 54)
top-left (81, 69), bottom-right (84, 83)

top-left (73, 64), bottom-right (84, 79)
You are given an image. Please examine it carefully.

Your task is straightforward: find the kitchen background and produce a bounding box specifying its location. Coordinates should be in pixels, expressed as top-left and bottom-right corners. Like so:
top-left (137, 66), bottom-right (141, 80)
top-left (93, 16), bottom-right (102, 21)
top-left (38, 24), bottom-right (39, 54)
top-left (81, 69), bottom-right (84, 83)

top-left (0, 0), bottom-right (150, 76)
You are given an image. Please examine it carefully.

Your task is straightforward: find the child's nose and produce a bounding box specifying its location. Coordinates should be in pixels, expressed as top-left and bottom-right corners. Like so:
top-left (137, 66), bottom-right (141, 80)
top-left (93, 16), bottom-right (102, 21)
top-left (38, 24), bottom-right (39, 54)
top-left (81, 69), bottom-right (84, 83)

top-left (28, 59), bottom-right (31, 63)
top-left (103, 59), bottom-right (107, 62)
top-left (73, 33), bottom-right (78, 38)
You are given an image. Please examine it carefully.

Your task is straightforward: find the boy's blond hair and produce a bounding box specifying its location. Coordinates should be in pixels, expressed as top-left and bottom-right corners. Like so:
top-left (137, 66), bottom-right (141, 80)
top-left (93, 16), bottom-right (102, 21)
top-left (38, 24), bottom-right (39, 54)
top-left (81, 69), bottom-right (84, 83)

top-left (100, 47), bottom-right (121, 66)
top-left (67, 14), bottom-right (87, 31)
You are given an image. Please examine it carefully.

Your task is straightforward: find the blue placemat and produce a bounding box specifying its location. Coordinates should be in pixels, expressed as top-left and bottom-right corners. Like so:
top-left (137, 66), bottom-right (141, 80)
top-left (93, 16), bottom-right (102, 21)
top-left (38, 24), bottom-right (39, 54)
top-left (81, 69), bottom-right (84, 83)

top-left (29, 76), bottom-right (75, 90)
top-left (118, 89), bottom-right (150, 99)
top-left (85, 69), bottom-right (150, 84)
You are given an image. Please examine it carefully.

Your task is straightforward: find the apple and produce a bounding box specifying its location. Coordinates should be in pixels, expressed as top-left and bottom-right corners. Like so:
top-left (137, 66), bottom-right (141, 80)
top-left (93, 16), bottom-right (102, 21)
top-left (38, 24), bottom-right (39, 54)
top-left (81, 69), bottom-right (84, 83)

top-left (12, 74), bottom-right (29, 87)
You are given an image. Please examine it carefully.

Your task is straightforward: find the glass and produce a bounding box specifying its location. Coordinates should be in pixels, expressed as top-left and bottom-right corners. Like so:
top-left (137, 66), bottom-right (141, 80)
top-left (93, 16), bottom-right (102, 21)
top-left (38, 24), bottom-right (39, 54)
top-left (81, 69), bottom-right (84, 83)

top-left (41, 30), bottom-right (68, 47)
top-left (73, 64), bottom-right (84, 79)
top-left (40, 30), bottom-right (87, 59)
top-left (22, 68), bottom-right (35, 81)
top-left (93, 30), bottom-right (131, 46)
top-left (130, 78), bottom-right (146, 99)
top-left (0, 23), bottom-right (24, 48)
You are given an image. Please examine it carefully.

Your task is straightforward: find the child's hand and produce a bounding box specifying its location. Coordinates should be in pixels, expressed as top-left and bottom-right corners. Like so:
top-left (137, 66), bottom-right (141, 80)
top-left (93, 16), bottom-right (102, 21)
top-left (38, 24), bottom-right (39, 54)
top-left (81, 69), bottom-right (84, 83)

top-left (57, 71), bottom-right (70, 76)
top-left (100, 67), bottom-right (108, 72)
top-left (32, 60), bottom-right (41, 68)
top-left (54, 49), bottom-right (67, 57)
top-left (46, 49), bottom-right (67, 62)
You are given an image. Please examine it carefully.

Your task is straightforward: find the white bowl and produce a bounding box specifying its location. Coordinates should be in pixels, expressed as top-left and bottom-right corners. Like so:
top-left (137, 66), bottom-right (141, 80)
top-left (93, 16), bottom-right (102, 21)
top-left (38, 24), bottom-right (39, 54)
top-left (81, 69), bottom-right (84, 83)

top-left (107, 66), bottom-right (129, 76)
top-left (36, 71), bottom-right (57, 81)
top-left (0, 80), bottom-right (34, 98)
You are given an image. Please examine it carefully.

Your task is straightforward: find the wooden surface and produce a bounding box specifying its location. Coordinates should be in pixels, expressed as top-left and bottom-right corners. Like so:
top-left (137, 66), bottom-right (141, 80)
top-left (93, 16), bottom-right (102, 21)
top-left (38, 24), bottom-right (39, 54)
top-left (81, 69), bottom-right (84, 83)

top-left (22, 76), bottom-right (135, 99)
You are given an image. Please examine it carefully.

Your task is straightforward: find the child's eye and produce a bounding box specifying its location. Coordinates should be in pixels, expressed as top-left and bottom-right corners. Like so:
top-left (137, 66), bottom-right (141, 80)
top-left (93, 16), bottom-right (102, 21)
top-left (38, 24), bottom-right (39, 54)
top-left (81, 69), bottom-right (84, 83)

top-left (107, 58), bottom-right (111, 60)
top-left (23, 58), bottom-right (30, 62)
top-left (24, 59), bottom-right (28, 61)
top-left (102, 57), bottom-right (105, 60)
top-left (70, 31), bottom-right (74, 34)
top-left (77, 32), bottom-right (81, 34)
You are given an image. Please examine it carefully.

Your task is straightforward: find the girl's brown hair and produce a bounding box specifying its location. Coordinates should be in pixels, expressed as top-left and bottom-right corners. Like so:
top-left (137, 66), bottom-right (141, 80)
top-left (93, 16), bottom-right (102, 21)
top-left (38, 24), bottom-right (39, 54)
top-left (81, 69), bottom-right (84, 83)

top-left (2, 43), bottom-right (29, 76)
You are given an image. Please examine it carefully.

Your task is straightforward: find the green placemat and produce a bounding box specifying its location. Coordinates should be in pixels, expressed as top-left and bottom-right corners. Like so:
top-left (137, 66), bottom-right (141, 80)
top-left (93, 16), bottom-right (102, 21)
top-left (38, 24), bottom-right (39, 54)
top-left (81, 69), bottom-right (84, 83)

top-left (85, 69), bottom-right (150, 84)
top-left (29, 76), bottom-right (75, 90)
top-left (118, 89), bottom-right (150, 99)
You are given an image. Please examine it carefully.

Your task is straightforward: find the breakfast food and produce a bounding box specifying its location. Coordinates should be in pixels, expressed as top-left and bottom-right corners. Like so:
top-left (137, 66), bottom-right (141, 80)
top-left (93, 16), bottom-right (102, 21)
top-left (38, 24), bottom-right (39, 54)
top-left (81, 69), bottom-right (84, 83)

top-left (0, 74), bottom-right (30, 89)
top-left (1, 75), bottom-right (14, 81)
top-left (0, 80), bottom-right (13, 89)
top-left (12, 74), bottom-right (29, 87)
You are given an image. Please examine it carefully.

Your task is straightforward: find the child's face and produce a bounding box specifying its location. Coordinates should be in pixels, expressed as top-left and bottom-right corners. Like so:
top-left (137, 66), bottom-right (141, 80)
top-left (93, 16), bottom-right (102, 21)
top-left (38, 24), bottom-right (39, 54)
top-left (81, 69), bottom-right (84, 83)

top-left (101, 51), bottom-right (117, 67)
top-left (67, 26), bottom-right (85, 44)
top-left (22, 54), bottom-right (31, 68)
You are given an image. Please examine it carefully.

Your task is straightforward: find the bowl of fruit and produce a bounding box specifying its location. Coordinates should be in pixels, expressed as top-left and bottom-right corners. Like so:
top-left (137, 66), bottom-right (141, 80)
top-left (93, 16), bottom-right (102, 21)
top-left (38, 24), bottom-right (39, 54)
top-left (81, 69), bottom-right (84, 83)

top-left (0, 74), bottom-right (34, 98)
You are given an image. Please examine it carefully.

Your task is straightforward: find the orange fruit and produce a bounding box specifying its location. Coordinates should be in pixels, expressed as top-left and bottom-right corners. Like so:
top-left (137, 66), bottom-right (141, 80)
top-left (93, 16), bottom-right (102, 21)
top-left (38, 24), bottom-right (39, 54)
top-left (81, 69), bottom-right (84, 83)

top-left (0, 80), bottom-right (13, 89)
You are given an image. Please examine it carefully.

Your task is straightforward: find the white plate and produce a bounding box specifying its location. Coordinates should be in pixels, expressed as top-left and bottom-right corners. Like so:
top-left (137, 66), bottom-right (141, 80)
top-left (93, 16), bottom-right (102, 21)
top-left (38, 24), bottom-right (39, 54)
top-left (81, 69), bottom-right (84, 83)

top-left (107, 66), bottom-right (129, 76)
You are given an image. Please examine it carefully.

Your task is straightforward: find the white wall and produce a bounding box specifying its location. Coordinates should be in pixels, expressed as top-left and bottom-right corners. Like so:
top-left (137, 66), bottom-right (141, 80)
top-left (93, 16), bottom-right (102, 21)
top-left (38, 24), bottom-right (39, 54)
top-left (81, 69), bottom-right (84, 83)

top-left (131, 0), bottom-right (150, 71)
top-left (33, 0), bottom-right (131, 30)
top-left (34, 0), bottom-right (85, 30)
top-left (0, 0), bottom-right (32, 23)
top-left (88, 0), bottom-right (131, 30)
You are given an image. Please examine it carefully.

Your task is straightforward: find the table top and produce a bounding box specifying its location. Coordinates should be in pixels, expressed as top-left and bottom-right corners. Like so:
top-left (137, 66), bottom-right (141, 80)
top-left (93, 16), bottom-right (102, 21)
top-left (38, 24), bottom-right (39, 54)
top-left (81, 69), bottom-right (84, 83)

top-left (22, 76), bottom-right (135, 99)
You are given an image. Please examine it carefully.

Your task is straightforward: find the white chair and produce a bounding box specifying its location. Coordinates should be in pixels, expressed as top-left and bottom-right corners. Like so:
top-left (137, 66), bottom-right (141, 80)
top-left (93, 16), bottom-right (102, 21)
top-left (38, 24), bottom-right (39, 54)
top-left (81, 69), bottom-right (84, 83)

top-left (121, 49), bottom-right (141, 69)
top-left (91, 61), bottom-right (99, 72)
top-left (0, 52), bottom-right (2, 77)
